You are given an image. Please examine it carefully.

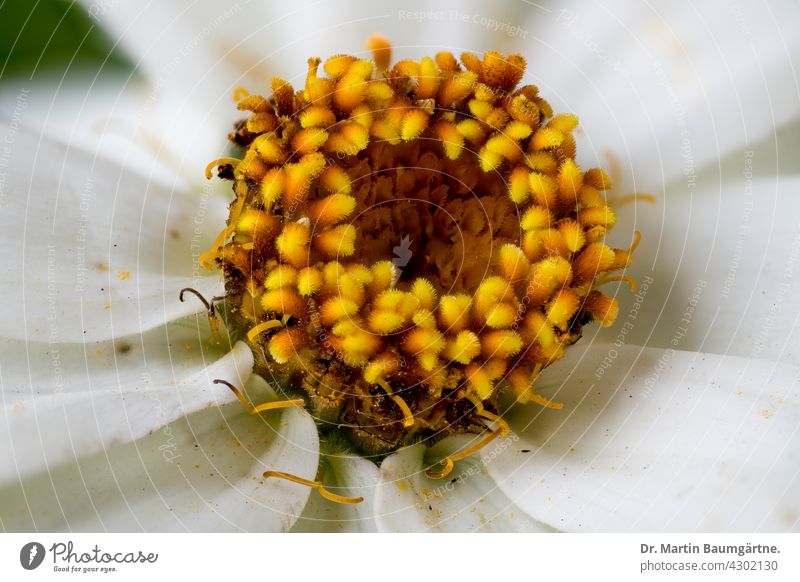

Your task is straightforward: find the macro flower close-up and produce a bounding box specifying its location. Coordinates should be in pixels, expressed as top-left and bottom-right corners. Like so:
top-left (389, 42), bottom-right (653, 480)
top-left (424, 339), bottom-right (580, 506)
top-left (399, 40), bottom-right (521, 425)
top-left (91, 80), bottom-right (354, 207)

top-left (1, 0), bottom-right (799, 539)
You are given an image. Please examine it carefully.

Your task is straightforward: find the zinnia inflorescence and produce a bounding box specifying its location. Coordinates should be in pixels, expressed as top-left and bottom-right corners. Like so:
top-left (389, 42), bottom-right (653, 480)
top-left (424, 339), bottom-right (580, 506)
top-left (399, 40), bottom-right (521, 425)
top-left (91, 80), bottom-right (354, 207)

top-left (201, 37), bottom-right (639, 487)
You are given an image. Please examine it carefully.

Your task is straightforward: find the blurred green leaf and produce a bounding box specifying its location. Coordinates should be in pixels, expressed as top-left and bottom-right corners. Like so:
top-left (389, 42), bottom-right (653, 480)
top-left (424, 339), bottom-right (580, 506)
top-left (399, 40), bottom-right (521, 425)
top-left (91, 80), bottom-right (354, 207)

top-left (0, 0), bottom-right (130, 79)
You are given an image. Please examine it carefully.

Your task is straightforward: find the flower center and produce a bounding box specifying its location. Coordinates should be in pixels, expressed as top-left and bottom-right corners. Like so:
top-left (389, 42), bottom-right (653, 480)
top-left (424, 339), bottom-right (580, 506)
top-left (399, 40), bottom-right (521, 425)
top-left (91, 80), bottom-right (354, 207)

top-left (203, 38), bottom-right (638, 465)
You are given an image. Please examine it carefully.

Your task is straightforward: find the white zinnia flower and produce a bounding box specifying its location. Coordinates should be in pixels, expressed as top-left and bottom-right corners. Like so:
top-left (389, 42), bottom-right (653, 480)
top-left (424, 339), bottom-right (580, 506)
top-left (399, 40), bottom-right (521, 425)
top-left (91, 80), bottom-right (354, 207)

top-left (1, 0), bottom-right (798, 533)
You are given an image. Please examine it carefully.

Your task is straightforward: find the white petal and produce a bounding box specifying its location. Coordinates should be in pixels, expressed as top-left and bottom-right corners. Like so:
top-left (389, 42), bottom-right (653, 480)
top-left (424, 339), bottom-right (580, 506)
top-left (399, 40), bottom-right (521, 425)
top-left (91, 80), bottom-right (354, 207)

top-left (1, 318), bottom-right (221, 403)
top-left (74, 0), bottom-right (263, 168)
top-left (86, 0), bottom-right (531, 88)
top-left (486, 343), bottom-right (800, 532)
top-left (596, 176), bottom-right (800, 365)
top-left (62, 1), bottom-right (800, 191)
top-left (74, 0), bottom-right (530, 180)
top-left (0, 73), bottom-right (212, 189)
top-left (0, 375), bottom-right (319, 532)
top-left (291, 454), bottom-right (380, 532)
top-left (516, 0), bottom-right (800, 189)
top-left (0, 121), bottom-right (227, 342)
top-left (376, 436), bottom-right (553, 532)
top-left (253, 0), bottom-right (533, 72)
top-left (0, 325), bottom-right (253, 484)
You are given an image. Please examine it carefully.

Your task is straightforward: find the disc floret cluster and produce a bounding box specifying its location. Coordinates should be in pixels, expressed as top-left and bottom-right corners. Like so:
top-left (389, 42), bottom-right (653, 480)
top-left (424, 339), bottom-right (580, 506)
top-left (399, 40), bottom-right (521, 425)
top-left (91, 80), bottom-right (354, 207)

top-left (204, 39), bottom-right (636, 458)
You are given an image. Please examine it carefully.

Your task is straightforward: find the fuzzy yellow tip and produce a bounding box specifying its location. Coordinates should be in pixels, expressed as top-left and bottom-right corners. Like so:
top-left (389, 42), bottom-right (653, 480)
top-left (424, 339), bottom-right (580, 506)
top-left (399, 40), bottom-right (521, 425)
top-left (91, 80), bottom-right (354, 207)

top-left (367, 34), bottom-right (392, 71)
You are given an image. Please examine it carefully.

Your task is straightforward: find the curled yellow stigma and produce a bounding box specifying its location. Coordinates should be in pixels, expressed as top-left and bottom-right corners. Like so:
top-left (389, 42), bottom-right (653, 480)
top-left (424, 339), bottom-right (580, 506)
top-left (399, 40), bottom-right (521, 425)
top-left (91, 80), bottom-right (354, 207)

top-left (199, 225), bottom-right (234, 270)
top-left (426, 415), bottom-right (510, 479)
top-left (377, 378), bottom-right (415, 428)
top-left (610, 192), bottom-right (658, 208)
top-left (213, 379), bottom-right (304, 415)
top-left (205, 157), bottom-right (241, 180)
top-left (597, 274), bottom-right (638, 293)
top-left (179, 287), bottom-right (224, 343)
top-left (246, 319), bottom-right (284, 343)
top-left (263, 470), bottom-right (364, 504)
top-left (202, 37), bottom-right (648, 458)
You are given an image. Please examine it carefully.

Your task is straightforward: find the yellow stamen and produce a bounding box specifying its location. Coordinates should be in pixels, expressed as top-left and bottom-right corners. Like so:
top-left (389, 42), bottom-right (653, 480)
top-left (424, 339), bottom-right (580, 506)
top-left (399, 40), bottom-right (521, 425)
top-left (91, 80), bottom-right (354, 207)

top-left (213, 379), bottom-right (304, 415)
top-left (205, 157), bottom-right (241, 179)
top-left (425, 419), bottom-right (508, 479)
top-left (464, 392), bottom-right (485, 411)
top-left (610, 193), bottom-right (657, 207)
top-left (476, 408), bottom-right (511, 437)
top-left (527, 393), bottom-right (565, 410)
top-left (425, 458), bottom-right (455, 480)
top-left (198, 251), bottom-right (220, 270)
top-left (391, 395), bottom-right (415, 428)
top-left (232, 87), bottom-right (250, 102)
top-left (377, 379), bottom-right (415, 427)
top-left (251, 399), bottom-right (305, 413)
top-left (604, 149), bottom-right (623, 188)
top-left (463, 394), bottom-right (511, 434)
top-left (263, 471), bottom-right (364, 504)
top-left (514, 364), bottom-right (564, 408)
top-left (247, 319), bottom-right (284, 343)
top-left (179, 287), bottom-right (224, 343)
top-left (627, 229), bottom-right (643, 254)
top-left (597, 274), bottom-right (638, 293)
top-left (228, 191), bottom-right (248, 226)
top-left (199, 226), bottom-right (233, 270)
